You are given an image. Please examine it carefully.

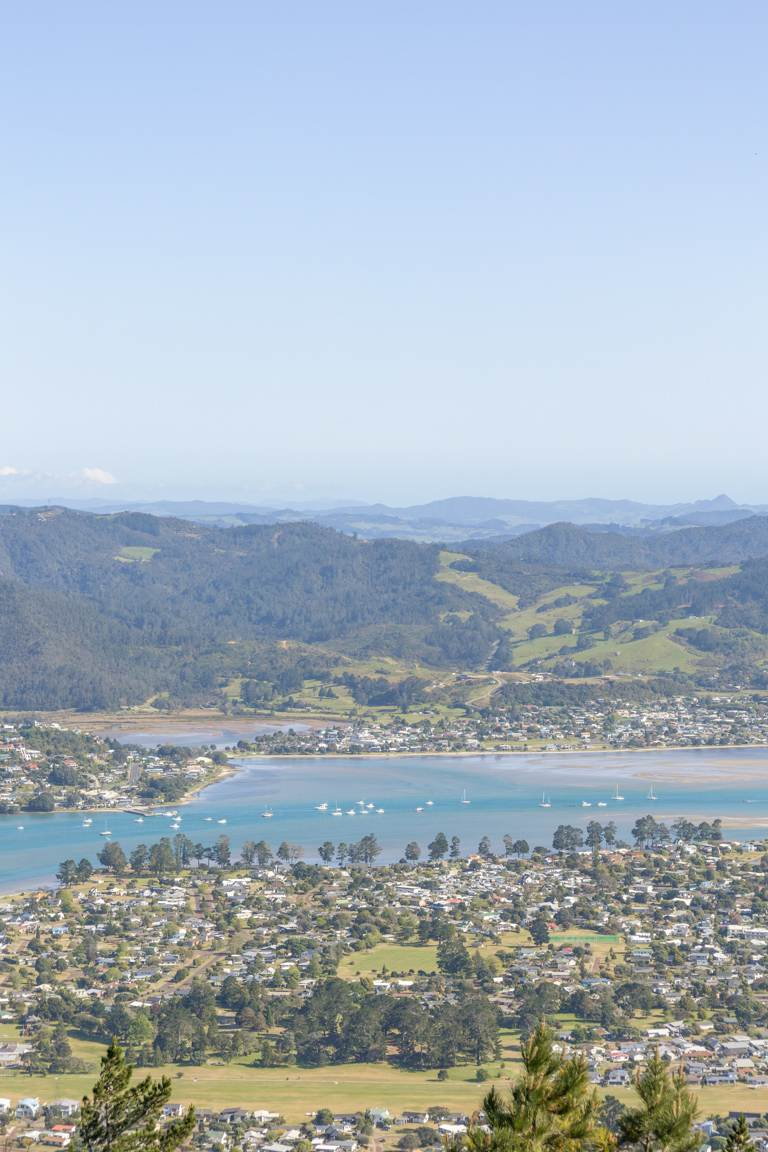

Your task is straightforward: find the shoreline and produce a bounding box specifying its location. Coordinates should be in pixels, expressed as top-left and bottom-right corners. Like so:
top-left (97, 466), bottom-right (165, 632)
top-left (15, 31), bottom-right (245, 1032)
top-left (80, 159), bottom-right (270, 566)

top-left (229, 740), bottom-right (768, 761)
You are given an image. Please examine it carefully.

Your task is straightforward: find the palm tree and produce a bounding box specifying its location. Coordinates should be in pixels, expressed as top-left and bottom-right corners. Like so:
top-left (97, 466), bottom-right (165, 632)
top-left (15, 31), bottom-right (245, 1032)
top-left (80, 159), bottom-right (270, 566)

top-left (618, 1051), bottom-right (698, 1152)
top-left (468, 1022), bottom-right (598, 1152)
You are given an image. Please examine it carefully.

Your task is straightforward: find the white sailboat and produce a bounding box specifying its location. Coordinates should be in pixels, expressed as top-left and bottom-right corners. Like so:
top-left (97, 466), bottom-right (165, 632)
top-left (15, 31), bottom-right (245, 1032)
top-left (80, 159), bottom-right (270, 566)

top-left (260, 807), bottom-right (273, 819)
top-left (331, 803), bottom-right (343, 816)
top-left (539, 792), bottom-right (551, 808)
top-left (99, 820), bottom-right (112, 837)
top-left (647, 785), bottom-right (657, 801)
top-left (613, 785), bottom-right (624, 801)
top-left (581, 800), bottom-right (592, 808)
top-left (461, 789), bottom-right (470, 805)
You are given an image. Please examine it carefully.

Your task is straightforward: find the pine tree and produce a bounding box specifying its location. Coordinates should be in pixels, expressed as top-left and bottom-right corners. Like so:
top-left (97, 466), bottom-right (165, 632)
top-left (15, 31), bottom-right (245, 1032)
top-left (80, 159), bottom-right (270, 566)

top-left (468, 1022), bottom-right (599, 1152)
top-left (724, 1116), bottom-right (755, 1152)
top-left (75, 1039), bottom-right (195, 1151)
top-left (618, 1051), bottom-right (698, 1152)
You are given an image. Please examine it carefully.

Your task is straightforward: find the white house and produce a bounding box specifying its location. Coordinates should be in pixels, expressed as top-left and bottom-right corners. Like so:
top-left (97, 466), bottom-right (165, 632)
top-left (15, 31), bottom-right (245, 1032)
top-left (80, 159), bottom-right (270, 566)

top-left (16, 1096), bottom-right (40, 1119)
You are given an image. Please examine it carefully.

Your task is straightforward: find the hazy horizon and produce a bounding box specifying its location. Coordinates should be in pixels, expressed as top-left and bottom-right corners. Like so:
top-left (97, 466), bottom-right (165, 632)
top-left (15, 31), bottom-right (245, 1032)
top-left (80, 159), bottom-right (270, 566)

top-left (0, 473), bottom-right (765, 512)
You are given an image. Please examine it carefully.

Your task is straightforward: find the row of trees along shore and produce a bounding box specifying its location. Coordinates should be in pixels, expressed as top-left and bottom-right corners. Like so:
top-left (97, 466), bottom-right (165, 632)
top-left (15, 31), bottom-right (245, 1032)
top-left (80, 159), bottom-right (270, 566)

top-left (75, 1024), bottom-right (755, 1152)
top-left (57, 815), bottom-right (727, 884)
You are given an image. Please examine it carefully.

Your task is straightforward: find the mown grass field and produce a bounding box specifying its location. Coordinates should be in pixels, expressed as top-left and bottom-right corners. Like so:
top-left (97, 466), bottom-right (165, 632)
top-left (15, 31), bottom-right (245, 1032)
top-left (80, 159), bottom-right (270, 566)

top-left (0, 1026), bottom-right (761, 1121)
top-left (339, 944), bottom-right (440, 977)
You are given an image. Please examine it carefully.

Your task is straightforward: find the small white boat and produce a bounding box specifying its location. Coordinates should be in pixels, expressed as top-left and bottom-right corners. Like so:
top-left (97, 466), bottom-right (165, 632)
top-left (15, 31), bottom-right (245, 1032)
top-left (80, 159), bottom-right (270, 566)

top-left (170, 821), bottom-right (181, 829)
top-left (415, 806), bottom-right (424, 813)
top-left (426, 800), bottom-right (434, 806)
top-left (217, 818), bottom-right (227, 824)
top-left (539, 792), bottom-right (551, 808)
top-left (647, 786), bottom-right (657, 801)
top-left (613, 785), bottom-right (624, 801)
top-left (332, 806), bottom-right (343, 816)
top-left (134, 817), bottom-right (144, 823)
top-left (100, 829), bottom-right (112, 837)
top-left (16, 825), bottom-right (24, 831)
top-left (366, 803), bottom-right (375, 809)
top-left (376, 808), bottom-right (385, 814)
top-left (315, 803), bottom-right (328, 811)
top-left (597, 801), bottom-right (607, 808)
top-left (82, 818), bottom-right (93, 827)
top-left (261, 809), bottom-right (273, 819)
top-left (581, 801), bottom-right (592, 808)
top-left (204, 816), bottom-right (213, 822)
top-left (461, 789), bottom-right (470, 805)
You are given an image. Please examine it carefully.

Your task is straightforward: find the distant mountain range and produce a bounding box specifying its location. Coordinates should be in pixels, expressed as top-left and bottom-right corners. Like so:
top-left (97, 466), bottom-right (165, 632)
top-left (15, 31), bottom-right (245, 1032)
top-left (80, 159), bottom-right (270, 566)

top-left (8, 492), bottom-right (765, 543)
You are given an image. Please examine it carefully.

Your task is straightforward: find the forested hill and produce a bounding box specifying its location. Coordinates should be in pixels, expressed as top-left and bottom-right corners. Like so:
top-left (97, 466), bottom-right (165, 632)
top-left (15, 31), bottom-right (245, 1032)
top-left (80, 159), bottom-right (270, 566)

top-left (7, 506), bottom-right (768, 710)
top-left (467, 516), bottom-right (768, 571)
top-left (0, 506), bottom-right (483, 709)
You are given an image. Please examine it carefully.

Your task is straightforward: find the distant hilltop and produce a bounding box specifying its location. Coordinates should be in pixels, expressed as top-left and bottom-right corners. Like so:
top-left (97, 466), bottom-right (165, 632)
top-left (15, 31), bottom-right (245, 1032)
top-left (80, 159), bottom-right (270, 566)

top-left (1, 491), bottom-right (763, 543)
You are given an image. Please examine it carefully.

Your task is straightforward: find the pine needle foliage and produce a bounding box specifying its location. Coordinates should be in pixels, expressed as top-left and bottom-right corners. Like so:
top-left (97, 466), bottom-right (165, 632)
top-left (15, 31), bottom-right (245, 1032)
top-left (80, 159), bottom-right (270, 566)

top-left (617, 1051), bottom-right (699, 1152)
top-left (75, 1039), bottom-right (195, 1151)
top-left (468, 1022), bottom-right (600, 1152)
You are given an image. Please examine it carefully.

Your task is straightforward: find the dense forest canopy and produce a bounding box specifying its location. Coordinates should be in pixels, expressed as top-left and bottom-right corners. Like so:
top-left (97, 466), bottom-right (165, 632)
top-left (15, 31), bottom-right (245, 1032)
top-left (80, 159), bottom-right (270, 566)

top-left (5, 506), bottom-right (768, 709)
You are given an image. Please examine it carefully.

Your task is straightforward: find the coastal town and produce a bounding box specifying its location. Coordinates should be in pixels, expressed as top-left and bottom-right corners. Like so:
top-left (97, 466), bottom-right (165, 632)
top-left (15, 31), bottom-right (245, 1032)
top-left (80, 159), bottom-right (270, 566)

top-left (0, 722), bottom-right (224, 814)
top-left (0, 822), bottom-right (767, 1146)
top-left (3, 690), bottom-right (768, 819)
top-left (238, 693), bottom-right (768, 757)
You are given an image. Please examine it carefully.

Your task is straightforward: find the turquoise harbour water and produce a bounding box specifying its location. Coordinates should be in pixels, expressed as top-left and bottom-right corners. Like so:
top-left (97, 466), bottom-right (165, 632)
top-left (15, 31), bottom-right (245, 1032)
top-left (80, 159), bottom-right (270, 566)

top-left (3, 747), bottom-right (768, 892)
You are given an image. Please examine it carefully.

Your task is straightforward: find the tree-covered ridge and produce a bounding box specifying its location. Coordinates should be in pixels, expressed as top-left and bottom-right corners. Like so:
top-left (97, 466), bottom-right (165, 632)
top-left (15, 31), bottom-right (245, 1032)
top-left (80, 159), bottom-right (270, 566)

top-left (466, 517), bottom-right (768, 572)
top-left (8, 506), bottom-right (768, 709)
top-left (0, 507), bottom-right (494, 709)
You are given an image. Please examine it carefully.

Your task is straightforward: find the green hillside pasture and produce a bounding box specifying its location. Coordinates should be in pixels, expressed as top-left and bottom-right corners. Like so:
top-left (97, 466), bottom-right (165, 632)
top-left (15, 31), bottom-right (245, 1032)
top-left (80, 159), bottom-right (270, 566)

top-left (508, 632), bottom-right (579, 666)
top-left (436, 552), bottom-right (520, 612)
top-left (564, 618), bottom-right (711, 674)
top-left (499, 584), bottom-right (599, 639)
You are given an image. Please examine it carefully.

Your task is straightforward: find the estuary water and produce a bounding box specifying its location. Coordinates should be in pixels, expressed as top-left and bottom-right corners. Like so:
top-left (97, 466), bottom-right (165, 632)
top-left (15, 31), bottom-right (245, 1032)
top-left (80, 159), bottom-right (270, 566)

top-left (3, 747), bottom-right (768, 893)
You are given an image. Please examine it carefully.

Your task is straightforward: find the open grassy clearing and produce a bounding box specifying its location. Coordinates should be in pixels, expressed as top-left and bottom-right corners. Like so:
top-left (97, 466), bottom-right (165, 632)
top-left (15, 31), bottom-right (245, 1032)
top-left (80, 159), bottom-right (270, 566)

top-left (436, 552), bottom-right (520, 612)
top-left (0, 1038), bottom-right (757, 1121)
top-left (500, 586), bottom-right (599, 640)
top-left (338, 931), bottom-right (536, 984)
top-left (563, 620), bottom-right (707, 675)
top-left (339, 944), bottom-right (439, 977)
top-left (114, 545), bottom-right (159, 563)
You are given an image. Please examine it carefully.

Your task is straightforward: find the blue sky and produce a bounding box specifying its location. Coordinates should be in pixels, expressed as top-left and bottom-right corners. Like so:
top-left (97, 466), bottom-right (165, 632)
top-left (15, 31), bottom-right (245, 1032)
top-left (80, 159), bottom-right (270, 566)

top-left (1, 3), bottom-right (766, 504)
